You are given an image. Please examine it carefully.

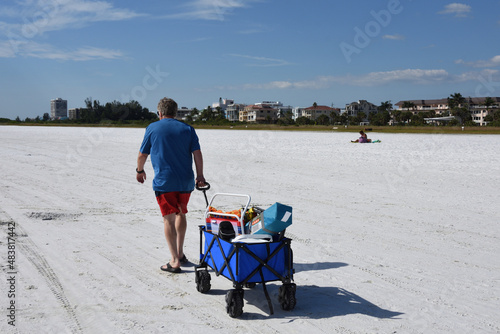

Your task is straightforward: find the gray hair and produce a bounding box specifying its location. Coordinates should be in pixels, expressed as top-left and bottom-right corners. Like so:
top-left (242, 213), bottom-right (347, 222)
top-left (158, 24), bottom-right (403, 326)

top-left (157, 98), bottom-right (178, 117)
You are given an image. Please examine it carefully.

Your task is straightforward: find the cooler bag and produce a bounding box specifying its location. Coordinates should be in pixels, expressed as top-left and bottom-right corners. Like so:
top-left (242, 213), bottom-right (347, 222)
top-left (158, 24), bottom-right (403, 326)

top-left (247, 202), bottom-right (292, 235)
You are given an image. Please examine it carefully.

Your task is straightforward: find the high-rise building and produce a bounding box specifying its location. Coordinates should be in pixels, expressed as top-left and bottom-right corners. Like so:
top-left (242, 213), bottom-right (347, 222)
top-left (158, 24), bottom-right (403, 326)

top-left (51, 98), bottom-right (67, 119)
top-left (68, 108), bottom-right (81, 120)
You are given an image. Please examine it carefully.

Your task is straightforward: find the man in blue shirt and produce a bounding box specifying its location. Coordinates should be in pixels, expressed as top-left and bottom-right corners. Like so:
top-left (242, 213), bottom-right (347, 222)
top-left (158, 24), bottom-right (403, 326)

top-left (136, 98), bottom-right (206, 273)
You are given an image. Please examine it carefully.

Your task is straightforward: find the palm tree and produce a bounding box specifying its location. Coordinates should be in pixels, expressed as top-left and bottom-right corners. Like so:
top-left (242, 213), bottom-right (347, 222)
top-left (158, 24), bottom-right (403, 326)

top-left (391, 109), bottom-right (402, 124)
top-left (316, 114), bottom-right (330, 125)
top-left (354, 111), bottom-right (366, 125)
top-left (310, 102), bottom-right (318, 120)
top-left (476, 97), bottom-right (496, 126)
top-left (401, 111), bottom-right (413, 124)
top-left (215, 106), bottom-right (225, 120)
top-left (330, 111), bottom-right (339, 124)
top-left (448, 93), bottom-right (473, 125)
top-left (379, 101), bottom-right (392, 112)
top-left (402, 101), bottom-right (416, 112)
top-left (190, 108), bottom-right (200, 121)
top-left (447, 93), bottom-right (466, 116)
top-left (200, 106), bottom-right (214, 121)
top-left (483, 97), bottom-right (494, 109)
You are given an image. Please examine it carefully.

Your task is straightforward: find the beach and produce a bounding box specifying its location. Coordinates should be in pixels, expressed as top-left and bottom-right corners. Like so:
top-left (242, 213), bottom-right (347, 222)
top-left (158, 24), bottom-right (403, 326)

top-left (1, 125), bottom-right (499, 333)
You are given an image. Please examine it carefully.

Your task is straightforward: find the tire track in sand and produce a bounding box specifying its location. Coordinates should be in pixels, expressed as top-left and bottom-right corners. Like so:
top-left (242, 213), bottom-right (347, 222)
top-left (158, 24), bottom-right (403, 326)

top-left (95, 246), bottom-right (282, 333)
top-left (1, 208), bottom-right (83, 334)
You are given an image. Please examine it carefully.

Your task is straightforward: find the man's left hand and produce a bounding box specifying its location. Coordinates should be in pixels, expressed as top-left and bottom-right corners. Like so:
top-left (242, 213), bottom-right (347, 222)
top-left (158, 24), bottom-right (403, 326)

top-left (136, 171), bottom-right (146, 183)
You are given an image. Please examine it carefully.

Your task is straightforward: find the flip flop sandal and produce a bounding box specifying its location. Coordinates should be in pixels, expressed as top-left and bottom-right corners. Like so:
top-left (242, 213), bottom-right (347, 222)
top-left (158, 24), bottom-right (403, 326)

top-left (160, 263), bottom-right (181, 273)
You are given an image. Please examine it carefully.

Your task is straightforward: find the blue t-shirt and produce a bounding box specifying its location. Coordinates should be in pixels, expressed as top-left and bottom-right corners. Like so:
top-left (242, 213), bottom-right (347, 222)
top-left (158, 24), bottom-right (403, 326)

top-left (139, 118), bottom-right (201, 192)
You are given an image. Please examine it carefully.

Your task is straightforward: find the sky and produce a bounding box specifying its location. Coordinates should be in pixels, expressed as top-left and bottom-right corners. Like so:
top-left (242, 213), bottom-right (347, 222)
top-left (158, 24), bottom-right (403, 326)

top-left (1, 0), bottom-right (500, 120)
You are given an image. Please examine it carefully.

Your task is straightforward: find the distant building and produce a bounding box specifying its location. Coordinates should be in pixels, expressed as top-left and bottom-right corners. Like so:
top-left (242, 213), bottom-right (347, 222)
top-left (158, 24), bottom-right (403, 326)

top-left (344, 100), bottom-right (378, 119)
top-left (240, 104), bottom-right (278, 123)
top-left (395, 97), bottom-right (500, 126)
top-left (255, 101), bottom-right (282, 108)
top-left (212, 98), bottom-right (234, 112)
top-left (469, 97), bottom-right (500, 126)
top-left (276, 105), bottom-right (294, 119)
top-left (255, 101), bottom-right (294, 120)
top-left (292, 107), bottom-right (306, 120)
top-left (68, 108), bottom-right (81, 120)
top-left (176, 107), bottom-right (192, 121)
top-left (226, 103), bottom-right (246, 122)
top-left (395, 99), bottom-right (449, 115)
top-left (303, 105), bottom-right (339, 121)
top-left (51, 98), bottom-right (67, 119)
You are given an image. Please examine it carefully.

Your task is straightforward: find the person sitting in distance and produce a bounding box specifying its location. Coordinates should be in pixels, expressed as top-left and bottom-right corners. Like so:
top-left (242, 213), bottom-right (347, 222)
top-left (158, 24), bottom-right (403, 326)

top-left (351, 130), bottom-right (371, 143)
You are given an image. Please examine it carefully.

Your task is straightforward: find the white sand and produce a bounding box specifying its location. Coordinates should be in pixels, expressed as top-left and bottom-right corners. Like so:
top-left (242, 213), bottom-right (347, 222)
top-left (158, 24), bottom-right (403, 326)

top-left (1, 125), bottom-right (499, 333)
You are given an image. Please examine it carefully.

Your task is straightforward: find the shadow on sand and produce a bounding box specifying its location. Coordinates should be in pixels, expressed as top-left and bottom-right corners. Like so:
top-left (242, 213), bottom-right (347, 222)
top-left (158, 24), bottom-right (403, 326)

top-left (201, 261), bottom-right (403, 320)
top-left (294, 261), bottom-right (349, 273)
top-left (239, 284), bottom-right (403, 320)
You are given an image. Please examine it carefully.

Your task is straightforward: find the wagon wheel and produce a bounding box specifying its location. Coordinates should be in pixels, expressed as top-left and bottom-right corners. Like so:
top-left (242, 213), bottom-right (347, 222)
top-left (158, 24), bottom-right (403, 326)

top-left (278, 283), bottom-right (296, 311)
top-left (226, 289), bottom-right (244, 318)
top-left (195, 269), bottom-right (211, 293)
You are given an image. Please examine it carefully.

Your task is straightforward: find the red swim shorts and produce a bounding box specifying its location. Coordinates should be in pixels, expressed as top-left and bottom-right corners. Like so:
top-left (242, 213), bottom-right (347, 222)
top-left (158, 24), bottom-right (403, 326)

top-left (155, 191), bottom-right (191, 216)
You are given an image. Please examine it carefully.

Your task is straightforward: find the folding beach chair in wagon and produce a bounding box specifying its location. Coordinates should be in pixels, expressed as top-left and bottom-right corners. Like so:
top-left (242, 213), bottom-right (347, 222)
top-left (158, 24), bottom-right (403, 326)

top-left (194, 185), bottom-right (296, 318)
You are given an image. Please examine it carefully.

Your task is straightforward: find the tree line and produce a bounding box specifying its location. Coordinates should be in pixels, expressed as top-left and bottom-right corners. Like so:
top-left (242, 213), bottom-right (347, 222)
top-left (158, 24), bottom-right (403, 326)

top-left (3, 93), bottom-right (500, 127)
top-left (398, 94), bottom-right (500, 127)
top-left (78, 98), bottom-right (156, 123)
top-left (6, 98), bottom-right (157, 125)
top-left (169, 94), bottom-right (500, 127)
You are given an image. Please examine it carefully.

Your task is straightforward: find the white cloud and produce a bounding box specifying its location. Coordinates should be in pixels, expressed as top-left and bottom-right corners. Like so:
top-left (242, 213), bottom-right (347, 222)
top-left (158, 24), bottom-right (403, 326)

top-left (454, 69), bottom-right (500, 86)
top-left (0, 0), bottom-right (142, 60)
top-left (0, 40), bottom-right (16, 57)
top-left (456, 55), bottom-right (500, 68)
top-left (63, 46), bottom-right (126, 61)
top-left (222, 68), bottom-right (499, 92)
top-left (2, 39), bottom-right (125, 60)
top-left (438, 3), bottom-right (471, 17)
top-left (0, 0), bottom-right (144, 35)
top-left (383, 34), bottom-right (405, 41)
top-left (167, 0), bottom-right (254, 21)
top-left (228, 53), bottom-right (292, 67)
top-left (347, 69), bottom-right (451, 86)
top-left (237, 27), bottom-right (265, 34)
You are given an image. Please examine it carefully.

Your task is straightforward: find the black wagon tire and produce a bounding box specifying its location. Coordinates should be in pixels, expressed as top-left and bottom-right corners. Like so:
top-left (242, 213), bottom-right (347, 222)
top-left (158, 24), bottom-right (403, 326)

top-left (195, 269), bottom-right (211, 293)
top-left (226, 289), bottom-right (244, 318)
top-left (278, 283), bottom-right (297, 311)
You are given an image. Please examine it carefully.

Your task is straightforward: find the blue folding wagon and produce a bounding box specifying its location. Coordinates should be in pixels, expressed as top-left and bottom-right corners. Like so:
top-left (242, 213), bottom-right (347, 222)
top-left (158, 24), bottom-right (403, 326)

top-left (194, 191), bottom-right (296, 318)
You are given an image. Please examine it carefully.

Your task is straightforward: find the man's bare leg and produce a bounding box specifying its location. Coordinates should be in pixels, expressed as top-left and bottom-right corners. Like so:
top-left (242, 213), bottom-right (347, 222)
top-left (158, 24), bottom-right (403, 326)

top-left (163, 213), bottom-right (180, 268)
top-left (175, 212), bottom-right (187, 260)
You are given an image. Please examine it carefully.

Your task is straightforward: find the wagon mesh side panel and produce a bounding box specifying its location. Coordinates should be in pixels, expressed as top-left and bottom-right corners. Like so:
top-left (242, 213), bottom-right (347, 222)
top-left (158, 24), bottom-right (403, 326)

top-left (202, 230), bottom-right (289, 284)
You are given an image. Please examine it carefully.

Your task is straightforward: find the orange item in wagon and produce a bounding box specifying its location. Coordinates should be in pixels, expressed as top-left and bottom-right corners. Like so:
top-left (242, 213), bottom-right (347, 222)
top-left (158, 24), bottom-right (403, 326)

top-left (208, 207), bottom-right (242, 218)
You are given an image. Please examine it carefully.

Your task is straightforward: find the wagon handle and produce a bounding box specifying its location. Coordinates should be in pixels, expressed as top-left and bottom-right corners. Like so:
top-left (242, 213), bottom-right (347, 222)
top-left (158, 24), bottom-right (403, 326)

top-left (196, 182), bottom-right (210, 191)
top-left (196, 182), bottom-right (211, 207)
